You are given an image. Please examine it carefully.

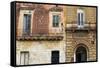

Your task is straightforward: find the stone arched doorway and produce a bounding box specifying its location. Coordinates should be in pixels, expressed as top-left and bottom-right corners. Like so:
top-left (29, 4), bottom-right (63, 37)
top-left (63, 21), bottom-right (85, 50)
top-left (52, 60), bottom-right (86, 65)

top-left (75, 46), bottom-right (87, 62)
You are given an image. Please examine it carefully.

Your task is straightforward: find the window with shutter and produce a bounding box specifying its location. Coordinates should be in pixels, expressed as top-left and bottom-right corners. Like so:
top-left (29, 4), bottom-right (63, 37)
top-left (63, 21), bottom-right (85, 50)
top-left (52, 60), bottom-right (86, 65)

top-left (20, 51), bottom-right (29, 65)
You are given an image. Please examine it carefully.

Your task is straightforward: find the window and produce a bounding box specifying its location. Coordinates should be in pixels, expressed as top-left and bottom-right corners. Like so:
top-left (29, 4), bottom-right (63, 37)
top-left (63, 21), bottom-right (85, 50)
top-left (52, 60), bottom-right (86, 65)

top-left (20, 51), bottom-right (29, 65)
top-left (52, 15), bottom-right (60, 27)
top-left (77, 9), bottom-right (85, 28)
top-left (23, 14), bottom-right (31, 35)
top-left (51, 51), bottom-right (59, 64)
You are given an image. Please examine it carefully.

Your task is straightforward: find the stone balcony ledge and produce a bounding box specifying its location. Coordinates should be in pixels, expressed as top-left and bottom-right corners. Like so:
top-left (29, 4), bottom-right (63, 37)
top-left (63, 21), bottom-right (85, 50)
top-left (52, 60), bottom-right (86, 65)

top-left (16, 33), bottom-right (64, 41)
top-left (65, 22), bottom-right (96, 31)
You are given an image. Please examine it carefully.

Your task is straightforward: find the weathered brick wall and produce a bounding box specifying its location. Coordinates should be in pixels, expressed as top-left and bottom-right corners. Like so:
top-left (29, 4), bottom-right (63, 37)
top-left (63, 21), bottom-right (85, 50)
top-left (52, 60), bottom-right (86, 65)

top-left (16, 3), bottom-right (64, 36)
top-left (32, 5), bottom-right (49, 35)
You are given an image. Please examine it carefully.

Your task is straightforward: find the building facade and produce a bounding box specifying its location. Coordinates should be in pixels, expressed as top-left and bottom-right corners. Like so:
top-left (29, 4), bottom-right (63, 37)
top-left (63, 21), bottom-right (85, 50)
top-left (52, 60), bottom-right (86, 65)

top-left (16, 3), bottom-right (97, 65)
top-left (65, 6), bottom-right (97, 62)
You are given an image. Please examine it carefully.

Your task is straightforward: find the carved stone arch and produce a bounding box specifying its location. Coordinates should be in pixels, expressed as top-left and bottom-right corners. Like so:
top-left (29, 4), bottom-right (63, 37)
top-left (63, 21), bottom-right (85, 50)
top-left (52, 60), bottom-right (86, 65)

top-left (73, 43), bottom-right (89, 62)
top-left (74, 43), bottom-right (89, 53)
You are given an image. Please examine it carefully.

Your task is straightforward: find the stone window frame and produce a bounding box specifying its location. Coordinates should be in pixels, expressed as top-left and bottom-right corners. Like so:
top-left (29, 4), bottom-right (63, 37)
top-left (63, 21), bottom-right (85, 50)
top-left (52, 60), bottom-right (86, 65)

top-left (77, 8), bottom-right (85, 28)
top-left (18, 10), bottom-right (34, 36)
top-left (49, 12), bottom-right (63, 33)
top-left (50, 12), bottom-right (61, 28)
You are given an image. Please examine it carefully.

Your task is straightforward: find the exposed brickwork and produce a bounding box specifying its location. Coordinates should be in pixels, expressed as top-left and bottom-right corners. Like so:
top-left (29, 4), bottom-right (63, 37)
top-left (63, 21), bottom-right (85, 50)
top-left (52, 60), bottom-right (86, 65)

top-left (32, 5), bottom-right (49, 35)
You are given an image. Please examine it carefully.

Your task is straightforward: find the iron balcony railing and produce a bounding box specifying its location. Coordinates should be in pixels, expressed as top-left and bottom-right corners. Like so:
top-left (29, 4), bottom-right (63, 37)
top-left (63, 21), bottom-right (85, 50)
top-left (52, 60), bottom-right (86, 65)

top-left (65, 21), bottom-right (96, 31)
top-left (16, 28), bottom-right (64, 40)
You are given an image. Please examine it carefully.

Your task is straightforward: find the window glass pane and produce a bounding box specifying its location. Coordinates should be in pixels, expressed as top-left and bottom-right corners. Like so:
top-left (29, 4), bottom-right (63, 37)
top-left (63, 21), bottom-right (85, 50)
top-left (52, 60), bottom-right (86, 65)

top-left (53, 15), bottom-right (59, 27)
top-left (77, 10), bottom-right (84, 27)
top-left (23, 14), bottom-right (31, 35)
top-left (81, 13), bottom-right (83, 25)
top-left (78, 13), bottom-right (80, 25)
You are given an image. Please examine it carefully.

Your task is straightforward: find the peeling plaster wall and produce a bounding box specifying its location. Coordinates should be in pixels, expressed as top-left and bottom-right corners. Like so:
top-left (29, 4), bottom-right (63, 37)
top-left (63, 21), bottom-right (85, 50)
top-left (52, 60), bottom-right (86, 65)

top-left (16, 40), bottom-right (66, 65)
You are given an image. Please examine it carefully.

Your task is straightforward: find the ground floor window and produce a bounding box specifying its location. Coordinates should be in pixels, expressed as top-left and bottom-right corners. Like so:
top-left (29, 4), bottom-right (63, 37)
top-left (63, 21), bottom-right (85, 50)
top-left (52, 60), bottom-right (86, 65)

top-left (51, 51), bottom-right (59, 64)
top-left (20, 51), bottom-right (29, 65)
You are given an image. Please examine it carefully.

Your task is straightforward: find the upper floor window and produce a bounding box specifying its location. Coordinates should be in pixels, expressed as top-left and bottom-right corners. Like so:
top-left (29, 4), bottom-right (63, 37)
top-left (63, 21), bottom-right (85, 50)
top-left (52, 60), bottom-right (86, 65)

top-left (52, 15), bottom-right (60, 27)
top-left (77, 9), bottom-right (85, 28)
top-left (23, 14), bottom-right (31, 35)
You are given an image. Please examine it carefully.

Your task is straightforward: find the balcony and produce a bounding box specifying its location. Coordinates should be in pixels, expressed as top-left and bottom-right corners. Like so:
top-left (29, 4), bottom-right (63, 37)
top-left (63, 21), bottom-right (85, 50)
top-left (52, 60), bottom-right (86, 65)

top-left (65, 21), bottom-right (96, 32)
top-left (16, 29), bottom-right (64, 41)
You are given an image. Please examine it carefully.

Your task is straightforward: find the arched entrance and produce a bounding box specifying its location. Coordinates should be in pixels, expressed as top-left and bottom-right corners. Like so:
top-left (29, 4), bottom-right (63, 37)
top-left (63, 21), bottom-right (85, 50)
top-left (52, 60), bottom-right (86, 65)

top-left (75, 46), bottom-right (87, 62)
